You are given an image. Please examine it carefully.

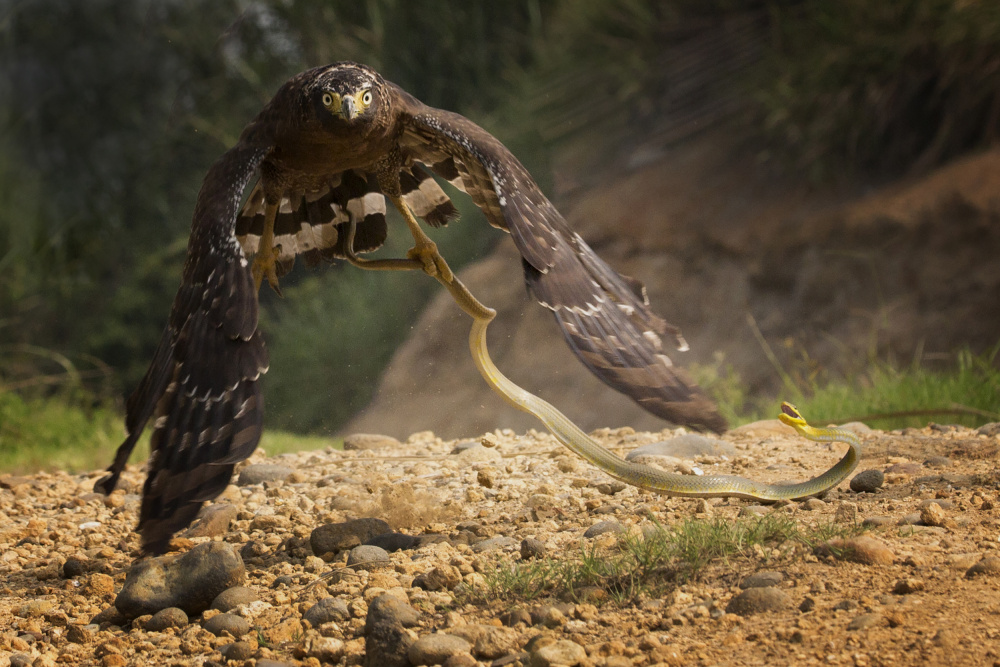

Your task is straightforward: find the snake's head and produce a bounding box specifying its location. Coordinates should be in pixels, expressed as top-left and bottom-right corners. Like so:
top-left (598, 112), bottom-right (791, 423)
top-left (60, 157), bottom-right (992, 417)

top-left (778, 401), bottom-right (806, 428)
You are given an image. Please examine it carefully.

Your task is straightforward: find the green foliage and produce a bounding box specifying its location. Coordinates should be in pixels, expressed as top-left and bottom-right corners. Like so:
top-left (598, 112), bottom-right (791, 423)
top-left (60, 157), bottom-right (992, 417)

top-left (695, 344), bottom-right (1000, 429)
top-left (483, 514), bottom-right (866, 604)
top-left (757, 0), bottom-right (1000, 178)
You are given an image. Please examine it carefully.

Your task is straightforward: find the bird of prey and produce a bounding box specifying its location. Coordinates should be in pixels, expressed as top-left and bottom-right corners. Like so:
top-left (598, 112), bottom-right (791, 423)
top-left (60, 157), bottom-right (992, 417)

top-left (97, 62), bottom-right (725, 554)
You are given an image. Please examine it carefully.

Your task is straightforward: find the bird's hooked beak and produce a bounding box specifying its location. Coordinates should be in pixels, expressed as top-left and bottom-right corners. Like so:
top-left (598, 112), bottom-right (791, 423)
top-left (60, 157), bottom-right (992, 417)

top-left (340, 95), bottom-right (358, 120)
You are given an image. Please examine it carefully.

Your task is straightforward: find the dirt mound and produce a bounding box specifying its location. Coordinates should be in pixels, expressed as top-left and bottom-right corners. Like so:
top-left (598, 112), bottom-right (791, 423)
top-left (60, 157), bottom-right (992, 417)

top-left (345, 139), bottom-right (1000, 439)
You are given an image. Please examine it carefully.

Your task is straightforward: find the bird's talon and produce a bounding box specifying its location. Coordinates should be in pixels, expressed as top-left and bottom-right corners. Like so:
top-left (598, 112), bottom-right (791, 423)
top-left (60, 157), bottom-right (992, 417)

top-left (407, 242), bottom-right (452, 282)
top-left (251, 246), bottom-right (282, 293)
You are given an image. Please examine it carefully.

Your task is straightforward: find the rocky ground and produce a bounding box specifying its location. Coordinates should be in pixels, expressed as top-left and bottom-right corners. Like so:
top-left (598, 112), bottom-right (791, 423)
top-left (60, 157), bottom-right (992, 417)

top-left (2, 418), bottom-right (1000, 667)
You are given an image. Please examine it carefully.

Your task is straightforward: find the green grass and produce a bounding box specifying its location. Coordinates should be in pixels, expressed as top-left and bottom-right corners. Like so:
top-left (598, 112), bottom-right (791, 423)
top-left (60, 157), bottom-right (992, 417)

top-left (694, 345), bottom-right (1000, 430)
top-left (0, 390), bottom-right (341, 475)
top-left (482, 514), bottom-right (866, 605)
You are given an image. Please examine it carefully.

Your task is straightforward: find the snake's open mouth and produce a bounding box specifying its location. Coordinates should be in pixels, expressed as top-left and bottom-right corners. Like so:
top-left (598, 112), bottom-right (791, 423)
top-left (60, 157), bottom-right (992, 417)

top-left (781, 402), bottom-right (799, 418)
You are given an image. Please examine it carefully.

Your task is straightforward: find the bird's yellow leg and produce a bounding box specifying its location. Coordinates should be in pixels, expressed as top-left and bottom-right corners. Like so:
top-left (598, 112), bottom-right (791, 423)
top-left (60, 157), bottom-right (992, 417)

top-left (389, 192), bottom-right (454, 283)
top-left (251, 201), bottom-right (282, 293)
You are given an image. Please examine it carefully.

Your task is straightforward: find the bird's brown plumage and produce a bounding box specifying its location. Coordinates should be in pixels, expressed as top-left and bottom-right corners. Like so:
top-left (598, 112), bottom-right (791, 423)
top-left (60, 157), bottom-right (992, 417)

top-left (98, 61), bottom-right (724, 555)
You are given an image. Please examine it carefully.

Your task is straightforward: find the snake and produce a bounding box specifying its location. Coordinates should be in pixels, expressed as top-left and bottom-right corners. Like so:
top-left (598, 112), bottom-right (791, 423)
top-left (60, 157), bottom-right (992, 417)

top-left (343, 219), bottom-right (863, 501)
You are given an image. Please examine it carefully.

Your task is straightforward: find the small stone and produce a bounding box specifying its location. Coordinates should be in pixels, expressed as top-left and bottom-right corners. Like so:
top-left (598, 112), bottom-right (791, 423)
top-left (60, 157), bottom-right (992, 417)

top-left (529, 638), bottom-right (587, 667)
top-left (114, 542), bottom-right (245, 618)
top-left (184, 503), bottom-right (239, 538)
top-left (311, 518), bottom-right (391, 556)
top-left (240, 540), bottom-right (268, 560)
top-left (414, 565), bottom-right (462, 591)
top-left (307, 636), bottom-right (346, 663)
top-left (220, 641), bottom-right (255, 661)
top-left (861, 515), bottom-right (895, 527)
top-left (583, 521), bottom-right (624, 538)
top-left (203, 612), bottom-right (251, 637)
top-left (365, 594), bottom-right (420, 667)
top-left (725, 587), bottom-right (791, 616)
top-left (408, 633), bottom-right (472, 666)
top-left (347, 545), bottom-right (392, 571)
top-left (899, 513), bottom-right (922, 526)
top-left (366, 532), bottom-right (420, 552)
top-left (145, 607), bottom-right (188, 631)
top-left (892, 578), bottom-right (924, 594)
top-left (815, 536), bottom-right (894, 565)
top-left (477, 469), bottom-right (496, 488)
top-left (237, 463), bottom-right (293, 485)
top-left (740, 505), bottom-right (769, 518)
top-left (343, 433), bottom-right (401, 450)
top-left (847, 613), bottom-right (882, 630)
top-left (211, 586), bottom-right (258, 612)
top-left (66, 624), bottom-right (94, 644)
top-left (885, 462), bottom-right (922, 475)
top-left (595, 481), bottom-right (627, 495)
top-left (799, 597), bottom-right (816, 613)
top-left (9, 655), bottom-right (32, 667)
top-left (499, 608), bottom-right (532, 627)
top-left (17, 600), bottom-right (55, 617)
top-left (850, 469), bottom-right (884, 493)
top-left (520, 538), bottom-right (546, 560)
top-left (262, 617), bottom-right (303, 644)
top-left (924, 456), bottom-right (951, 468)
top-left (740, 571), bottom-right (784, 589)
top-left (470, 536), bottom-right (518, 553)
top-left (976, 423), bottom-right (1000, 437)
top-left (456, 444), bottom-right (502, 463)
top-left (920, 498), bottom-right (954, 510)
top-left (305, 597), bottom-right (351, 626)
top-left (920, 502), bottom-right (949, 527)
top-left (800, 498), bottom-right (826, 511)
top-left (966, 556), bottom-right (1000, 578)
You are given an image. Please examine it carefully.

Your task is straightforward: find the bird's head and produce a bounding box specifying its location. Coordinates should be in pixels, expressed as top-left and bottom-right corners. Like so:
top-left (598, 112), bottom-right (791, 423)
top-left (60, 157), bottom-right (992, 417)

top-left (309, 62), bottom-right (385, 130)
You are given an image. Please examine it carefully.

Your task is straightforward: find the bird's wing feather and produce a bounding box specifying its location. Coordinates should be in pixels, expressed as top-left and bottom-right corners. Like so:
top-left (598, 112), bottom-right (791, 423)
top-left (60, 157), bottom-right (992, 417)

top-left (397, 102), bottom-right (726, 432)
top-left (234, 166), bottom-right (458, 272)
top-left (96, 141), bottom-right (271, 554)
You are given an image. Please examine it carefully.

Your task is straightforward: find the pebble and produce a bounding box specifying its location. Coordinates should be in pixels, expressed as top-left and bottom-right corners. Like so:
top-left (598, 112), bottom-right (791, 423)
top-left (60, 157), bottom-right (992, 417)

top-left (893, 578), bottom-right (924, 594)
top-left (739, 505), bottom-right (769, 518)
top-left (237, 463), bottom-right (294, 485)
top-left (413, 565), bottom-right (462, 591)
top-left (471, 536), bottom-right (518, 553)
top-left (740, 571), bottom-right (784, 589)
top-left (847, 613), bottom-right (881, 630)
top-left (408, 633), bottom-right (472, 666)
top-left (343, 433), bottom-right (402, 450)
top-left (311, 518), bottom-right (392, 555)
top-left (114, 542), bottom-right (245, 618)
top-left (850, 469), bottom-right (884, 493)
top-left (184, 503), bottom-right (239, 539)
top-left (220, 641), bottom-right (255, 661)
top-left (966, 556), bottom-right (1000, 578)
top-left (920, 502), bottom-right (952, 528)
top-left (203, 612), bottom-right (251, 637)
top-left (800, 498), bottom-right (826, 511)
top-left (815, 536), bottom-right (894, 565)
top-left (456, 444), bottom-right (502, 463)
top-left (885, 462), bottom-right (922, 475)
top-left (595, 481), bottom-right (627, 495)
top-left (529, 638), bottom-right (588, 666)
top-left (625, 434), bottom-right (736, 460)
top-left (583, 521), bottom-right (624, 538)
top-left (977, 422), bottom-right (1000, 436)
top-left (347, 545), bottom-right (392, 571)
top-left (367, 532), bottom-right (420, 552)
top-left (924, 456), bottom-right (951, 468)
top-left (305, 597), bottom-right (351, 626)
top-left (520, 538), bottom-right (546, 560)
top-left (144, 607), bottom-right (188, 631)
top-left (862, 516), bottom-right (895, 527)
top-left (365, 594), bottom-right (421, 667)
top-left (725, 587), bottom-right (791, 616)
top-left (211, 586), bottom-right (258, 612)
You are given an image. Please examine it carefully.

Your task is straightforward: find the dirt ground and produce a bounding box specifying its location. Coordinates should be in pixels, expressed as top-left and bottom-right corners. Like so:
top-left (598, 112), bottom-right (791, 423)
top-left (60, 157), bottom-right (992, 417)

top-left (2, 419), bottom-right (1000, 667)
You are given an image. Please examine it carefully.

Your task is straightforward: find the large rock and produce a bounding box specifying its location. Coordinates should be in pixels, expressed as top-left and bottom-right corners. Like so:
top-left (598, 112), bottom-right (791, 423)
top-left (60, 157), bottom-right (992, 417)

top-left (114, 542), bottom-right (245, 618)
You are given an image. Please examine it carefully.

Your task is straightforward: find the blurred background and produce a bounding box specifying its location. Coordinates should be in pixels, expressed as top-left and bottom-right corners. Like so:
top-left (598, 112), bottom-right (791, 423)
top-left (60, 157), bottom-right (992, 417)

top-left (1, 0), bottom-right (998, 469)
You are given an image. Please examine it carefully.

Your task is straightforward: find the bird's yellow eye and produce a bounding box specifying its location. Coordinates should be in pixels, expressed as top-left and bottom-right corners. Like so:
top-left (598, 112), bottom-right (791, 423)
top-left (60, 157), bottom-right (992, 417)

top-left (362, 90), bottom-right (373, 106)
top-left (322, 92), bottom-right (334, 107)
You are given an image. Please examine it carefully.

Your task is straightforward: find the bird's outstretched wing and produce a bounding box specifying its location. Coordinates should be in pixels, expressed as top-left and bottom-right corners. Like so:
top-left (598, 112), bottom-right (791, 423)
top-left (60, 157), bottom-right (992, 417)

top-left (394, 93), bottom-right (726, 432)
top-left (96, 142), bottom-right (271, 554)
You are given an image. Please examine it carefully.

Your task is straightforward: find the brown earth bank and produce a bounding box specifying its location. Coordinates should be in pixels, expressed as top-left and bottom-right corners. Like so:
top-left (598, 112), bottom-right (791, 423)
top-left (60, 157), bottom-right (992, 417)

top-left (2, 420), bottom-right (1000, 666)
top-left (344, 138), bottom-right (1000, 439)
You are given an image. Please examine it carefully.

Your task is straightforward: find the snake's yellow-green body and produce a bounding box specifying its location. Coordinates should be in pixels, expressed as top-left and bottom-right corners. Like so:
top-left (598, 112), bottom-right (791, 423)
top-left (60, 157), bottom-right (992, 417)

top-left (344, 215), bottom-right (863, 501)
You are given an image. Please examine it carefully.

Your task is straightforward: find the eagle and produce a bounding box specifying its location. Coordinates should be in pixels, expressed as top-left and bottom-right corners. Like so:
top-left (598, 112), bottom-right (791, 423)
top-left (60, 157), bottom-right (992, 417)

top-left (97, 62), bottom-right (725, 554)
